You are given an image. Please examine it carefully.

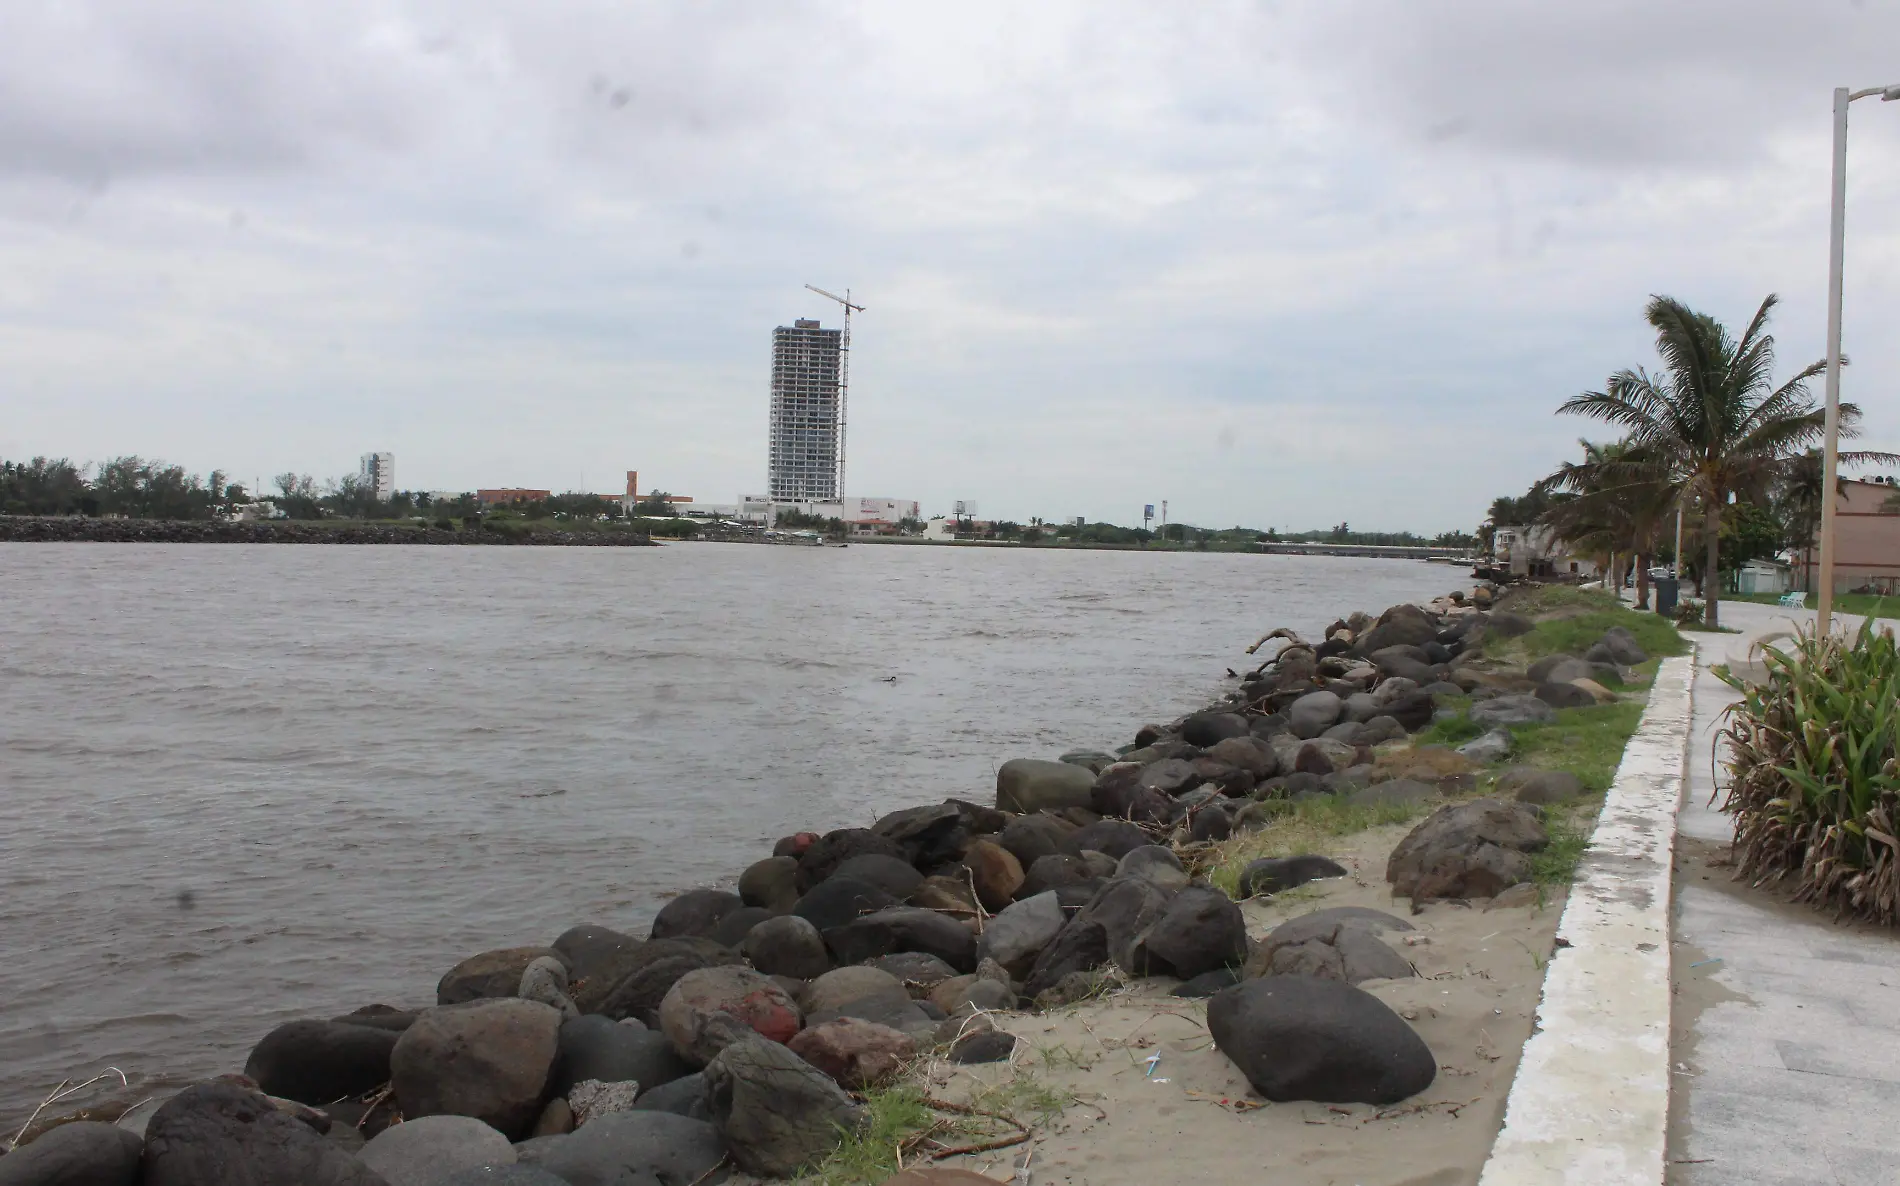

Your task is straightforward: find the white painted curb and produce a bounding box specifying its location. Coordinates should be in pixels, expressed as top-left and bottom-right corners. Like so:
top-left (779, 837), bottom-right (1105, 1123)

top-left (1477, 652), bottom-right (1694, 1186)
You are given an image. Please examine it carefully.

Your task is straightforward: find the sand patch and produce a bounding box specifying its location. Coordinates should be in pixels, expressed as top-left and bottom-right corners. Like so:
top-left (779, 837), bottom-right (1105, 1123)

top-left (917, 822), bottom-right (1567, 1186)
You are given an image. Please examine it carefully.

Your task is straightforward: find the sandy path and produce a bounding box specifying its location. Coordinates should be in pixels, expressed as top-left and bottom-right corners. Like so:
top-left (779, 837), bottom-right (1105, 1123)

top-left (919, 819), bottom-right (1570, 1186)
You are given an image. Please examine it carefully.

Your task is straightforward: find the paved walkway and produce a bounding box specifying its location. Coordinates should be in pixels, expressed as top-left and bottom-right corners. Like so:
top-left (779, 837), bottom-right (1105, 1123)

top-left (1668, 600), bottom-right (1900, 1185)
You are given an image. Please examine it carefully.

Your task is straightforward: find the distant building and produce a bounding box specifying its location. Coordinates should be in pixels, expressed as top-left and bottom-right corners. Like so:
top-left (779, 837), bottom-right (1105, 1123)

top-left (1492, 523), bottom-right (1600, 579)
top-left (477, 488), bottom-right (552, 506)
top-left (768, 319), bottom-right (843, 502)
top-left (359, 452), bottom-right (395, 500)
top-left (740, 495), bottom-right (919, 532)
top-left (1794, 477), bottom-right (1900, 593)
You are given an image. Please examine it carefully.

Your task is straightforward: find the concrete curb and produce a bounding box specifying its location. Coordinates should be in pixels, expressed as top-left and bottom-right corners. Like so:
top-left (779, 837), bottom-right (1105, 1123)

top-left (1478, 652), bottom-right (1695, 1185)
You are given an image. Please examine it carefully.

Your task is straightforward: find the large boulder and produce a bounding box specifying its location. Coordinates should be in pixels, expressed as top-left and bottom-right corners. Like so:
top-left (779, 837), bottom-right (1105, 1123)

top-left (631, 1072), bottom-right (711, 1122)
top-left (803, 966), bottom-right (911, 1015)
top-left (871, 802), bottom-right (968, 867)
top-left (1498, 767), bottom-right (1586, 806)
top-left (1020, 853), bottom-right (1093, 898)
top-left (1287, 691), bottom-right (1343, 740)
top-left (910, 875), bottom-right (979, 916)
top-left (551, 927), bottom-right (644, 1005)
top-left (974, 891), bottom-right (1065, 978)
top-left (1208, 735), bottom-right (1278, 778)
top-left (1130, 886), bottom-right (1246, 979)
top-left (1075, 876), bottom-right (1176, 973)
top-left (1340, 691), bottom-right (1384, 725)
top-left (704, 907), bottom-right (776, 950)
top-left (1243, 908), bottom-right (1416, 984)
top-left (867, 952), bottom-right (959, 996)
top-left (791, 876), bottom-right (900, 933)
top-left (1090, 763), bottom-right (1172, 822)
top-left (786, 1018), bottom-right (917, 1088)
top-left (1534, 681), bottom-right (1597, 709)
top-left (649, 890), bottom-right (744, 941)
top-left (703, 1038), bottom-right (864, 1177)
top-left (1057, 819), bottom-right (1149, 860)
top-left (1114, 845), bottom-right (1188, 890)
top-left (514, 1111), bottom-right (728, 1186)
top-left (359, 1115), bottom-right (514, 1186)
top-left (658, 967), bottom-right (802, 1065)
top-left (1206, 977), bottom-right (1436, 1104)
top-left (140, 1081), bottom-right (387, 1186)
top-left (1021, 918), bottom-right (1110, 1001)
top-left (1181, 713), bottom-right (1250, 747)
top-left (823, 907), bottom-right (977, 972)
top-left (1136, 758), bottom-right (1201, 795)
top-left (553, 1014), bottom-right (693, 1096)
top-left (1367, 648), bottom-right (1440, 686)
top-left (830, 854), bottom-right (925, 901)
top-left (737, 857), bottom-right (801, 913)
top-left (961, 839), bottom-right (1024, 911)
top-left (742, 914), bottom-right (831, 980)
top-left (995, 813), bottom-right (1069, 867)
top-left (1353, 604), bottom-right (1439, 655)
top-left (590, 938), bottom-right (745, 1024)
top-left (995, 758), bottom-right (1096, 815)
top-left (1386, 798), bottom-right (1549, 900)
top-left (796, 829), bottom-right (908, 893)
top-left (1469, 694), bottom-right (1557, 729)
top-left (390, 999), bottom-right (562, 1139)
top-left (0, 1121), bottom-right (142, 1186)
top-left (438, 947), bottom-right (565, 1006)
top-left (1586, 626), bottom-right (1647, 666)
top-left (1291, 739), bottom-right (1357, 776)
top-left (243, 1019), bottom-right (400, 1106)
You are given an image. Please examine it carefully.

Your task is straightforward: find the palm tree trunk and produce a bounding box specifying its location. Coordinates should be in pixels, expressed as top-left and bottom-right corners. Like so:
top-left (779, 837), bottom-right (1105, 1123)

top-left (1636, 552), bottom-right (1651, 610)
top-left (1704, 504), bottom-right (1723, 628)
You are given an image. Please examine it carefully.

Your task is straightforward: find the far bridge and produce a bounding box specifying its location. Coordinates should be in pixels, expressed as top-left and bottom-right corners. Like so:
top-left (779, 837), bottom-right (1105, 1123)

top-left (1256, 542), bottom-right (1473, 562)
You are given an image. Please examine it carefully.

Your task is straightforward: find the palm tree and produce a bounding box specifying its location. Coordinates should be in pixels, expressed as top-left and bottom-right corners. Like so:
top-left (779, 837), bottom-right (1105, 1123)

top-left (1558, 294), bottom-right (1868, 627)
top-left (1537, 438), bottom-right (1675, 608)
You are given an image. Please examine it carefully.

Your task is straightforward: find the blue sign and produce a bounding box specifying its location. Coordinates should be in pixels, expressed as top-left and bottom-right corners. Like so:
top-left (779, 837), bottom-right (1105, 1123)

top-left (1144, 504), bottom-right (1154, 518)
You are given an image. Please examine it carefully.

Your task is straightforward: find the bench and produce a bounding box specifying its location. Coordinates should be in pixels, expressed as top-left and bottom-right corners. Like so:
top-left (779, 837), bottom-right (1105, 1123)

top-left (1778, 591), bottom-right (1808, 608)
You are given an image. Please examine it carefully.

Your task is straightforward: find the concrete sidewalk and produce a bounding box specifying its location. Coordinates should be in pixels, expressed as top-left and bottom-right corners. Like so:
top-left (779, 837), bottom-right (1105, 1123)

top-left (1668, 600), bottom-right (1900, 1185)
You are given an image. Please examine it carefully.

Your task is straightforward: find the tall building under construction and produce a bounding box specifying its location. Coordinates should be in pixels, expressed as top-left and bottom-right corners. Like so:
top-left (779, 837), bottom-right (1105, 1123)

top-left (767, 318), bottom-right (842, 502)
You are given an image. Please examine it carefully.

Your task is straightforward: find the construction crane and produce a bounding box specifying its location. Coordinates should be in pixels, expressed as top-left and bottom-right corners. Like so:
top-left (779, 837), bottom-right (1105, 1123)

top-left (805, 283), bottom-right (864, 503)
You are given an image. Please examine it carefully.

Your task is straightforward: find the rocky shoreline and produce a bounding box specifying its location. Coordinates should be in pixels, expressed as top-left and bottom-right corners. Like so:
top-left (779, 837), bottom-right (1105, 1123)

top-left (0, 517), bottom-right (658, 545)
top-left (0, 584), bottom-right (1659, 1186)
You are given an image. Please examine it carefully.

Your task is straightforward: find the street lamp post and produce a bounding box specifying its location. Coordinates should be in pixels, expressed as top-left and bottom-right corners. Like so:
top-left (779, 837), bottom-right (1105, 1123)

top-left (1816, 83), bottom-right (1900, 635)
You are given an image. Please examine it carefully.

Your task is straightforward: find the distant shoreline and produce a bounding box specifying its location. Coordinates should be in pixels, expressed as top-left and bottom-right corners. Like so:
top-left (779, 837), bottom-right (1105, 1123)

top-left (0, 517), bottom-right (658, 546)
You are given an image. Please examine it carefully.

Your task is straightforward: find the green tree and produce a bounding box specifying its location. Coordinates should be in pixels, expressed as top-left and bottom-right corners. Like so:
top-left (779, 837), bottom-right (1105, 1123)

top-left (1537, 438), bottom-right (1675, 608)
top-left (1558, 294), bottom-right (1865, 627)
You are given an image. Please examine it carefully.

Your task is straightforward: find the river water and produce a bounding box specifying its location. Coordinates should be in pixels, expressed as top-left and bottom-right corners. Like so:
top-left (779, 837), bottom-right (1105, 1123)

top-left (0, 541), bottom-right (1454, 1118)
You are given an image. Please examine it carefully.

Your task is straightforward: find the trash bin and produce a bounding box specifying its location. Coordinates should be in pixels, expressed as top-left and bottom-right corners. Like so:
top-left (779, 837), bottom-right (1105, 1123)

top-left (1654, 576), bottom-right (1679, 618)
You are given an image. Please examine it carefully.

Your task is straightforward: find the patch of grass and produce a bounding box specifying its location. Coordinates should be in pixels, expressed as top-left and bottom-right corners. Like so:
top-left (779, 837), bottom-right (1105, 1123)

top-left (1199, 794), bottom-right (1443, 896)
top-left (1727, 590), bottom-right (1900, 620)
top-left (795, 1084), bottom-right (936, 1186)
top-left (968, 1070), bottom-right (1076, 1128)
top-left (1529, 805), bottom-right (1595, 887)
top-left (1488, 586), bottom-right (1688, 663)
top-left (1507, 701), bottom-right (1645, 794)
top-left (1414, 712), bottom-right (1483, 747)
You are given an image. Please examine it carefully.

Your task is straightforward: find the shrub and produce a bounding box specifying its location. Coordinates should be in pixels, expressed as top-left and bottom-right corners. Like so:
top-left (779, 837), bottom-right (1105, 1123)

top-left (434, 517), bottom-right (455, 532)
top-left (1717, 620), bottom-right (1900, 925)
top-left (1673, 598), bottom-right (1705, 626)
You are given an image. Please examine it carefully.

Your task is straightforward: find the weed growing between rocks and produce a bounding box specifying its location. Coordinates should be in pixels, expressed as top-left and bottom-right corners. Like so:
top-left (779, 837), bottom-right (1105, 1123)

top-left (1528, 807), bottom-right (1594, 891)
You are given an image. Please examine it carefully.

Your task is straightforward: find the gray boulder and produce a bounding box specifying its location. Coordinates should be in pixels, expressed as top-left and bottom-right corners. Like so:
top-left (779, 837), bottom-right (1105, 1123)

top-left (1586, 626), bottom-right (1647, 666)
top-left (1359, 715), bottom-right (1408, 745)
top-left (438, 947), bottom-right (566, 1007)
top-left (1368, 648), bottom-right (1440, 686)
top-left (1207, 977), bottom-right (1436, 1104)
top-left (1236, 855), bottom-right (1347, 898)
top-left (1207, 735), bottom-right (1277, 777)
top-left (1340, 691), bottom-right (1384, 724)
top-left (518, 957), bottom-right (579, 1020)
top-left (975, 891), bottom-right (1065, 978)
top-left (588, 937), bottom-right (744, 1024)
top-left (140, 1082), bottom-right (387, 1186)
top-left (1113, 845), bottom-right (1188, 889)
top-left (829, 854), bottom-right (924, 901)
top-left (736, 857), bottom-right (801, 913)
top-left (1181, 712), bottom-right (1250, 747)
top-left (1387, 798), bottom-right (1549, 900)
top-left (703, 1038), bottom-right (864, 1177)
top-left (1287, 691), bottom-right (1343, 739)
top-left (1075, 876), bottom-right (1176, 973)
top-left (551, 926), bottom-right (644, 995)
top-left (1244, 911), bottom-right (1415, 984)
top-left (649, 890), bottom-right (744, 941)
top-left (1469, 695), bottom-right (1557, 729)
top-left (802, 966), bottom-right (910, 1015)
top-left (243, 1019), bottom-right (400, 1106)
top-left (822, 907), bottom-right (977, 972)
top-left (1130, 886), bottom-right (1246, 979)
top-left (1135, 757), bottom-right (1200, 795)
top-left (995, 813), bottom-right (1070, 868)
top-left (359, 1115), bottom-right (514, 1186)
top-left (1020, 917), bottom-right (1110, 1001)
top-left (995, 758), bottom-right (1096, 814)
top-left (1534, 681), bottom-right (1597, 709)
top-left (1456, 729), bottom-right (1513, 763)
top-left (0, 1121), bottom-right (142, 1186)
top-left (1354, 605), bottom-right (1440, 654)
top-left (554, 1014), bottom-right (694, 1096)
top-left (631, 1072), bottom-right (711, 1122)
top-left (794, 829), bottom-right (908, 893)
top-left (515, 1111), bottom-right (728, 1186)
top-left (658, 966), bottom-right (802, 1065)
top-left (742, 914), bottom-right (831, 980)
top-left (391, 999), bottom-right (562, 1139)
top-left (1058, 819), bottom-right (1149, 860)
top-left (1020, 853), bottom-right (1092, 897)
top-left (791, 876), bottom-right (899, 934)
top-left (866, 951), bottom-right (959, 995)
top-left (1499, 767), bottom-right (1587, 805)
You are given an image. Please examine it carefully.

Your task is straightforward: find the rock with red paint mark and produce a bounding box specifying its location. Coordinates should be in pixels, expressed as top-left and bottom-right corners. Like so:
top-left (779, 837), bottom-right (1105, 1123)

top-left (658, 966), bottom-right (803, 1066)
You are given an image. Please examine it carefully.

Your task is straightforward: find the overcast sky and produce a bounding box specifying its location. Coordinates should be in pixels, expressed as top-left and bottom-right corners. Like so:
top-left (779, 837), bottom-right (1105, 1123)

top-left (3, 1), bottom-right (1897, 531)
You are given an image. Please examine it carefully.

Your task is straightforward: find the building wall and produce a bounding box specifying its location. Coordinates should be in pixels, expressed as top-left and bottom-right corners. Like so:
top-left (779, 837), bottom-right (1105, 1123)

top-left (477, 488), bottom-right (551, 505)
top-left (1797, 479), bottom-right (1900, 592)
top-left (768, 320), bottom-right (843, 502)
top-left (359, 452), bottom-right (395, 500)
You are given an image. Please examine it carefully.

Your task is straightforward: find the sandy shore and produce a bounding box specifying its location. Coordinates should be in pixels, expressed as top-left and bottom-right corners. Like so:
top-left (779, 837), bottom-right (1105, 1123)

top-left (918, 819), bottom-right (1570, 1186)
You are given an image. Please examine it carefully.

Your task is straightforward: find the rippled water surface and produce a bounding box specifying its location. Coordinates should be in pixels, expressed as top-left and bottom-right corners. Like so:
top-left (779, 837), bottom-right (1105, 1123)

top-left (0, 541), bottom-right (1454, 1117)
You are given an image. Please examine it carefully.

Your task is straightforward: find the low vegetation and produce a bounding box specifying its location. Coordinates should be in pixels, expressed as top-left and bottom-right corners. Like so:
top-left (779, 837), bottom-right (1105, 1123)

top-left (1718, 619), bottom-right (1900, 925)
top-left (1197, 795), bottom-right (1444, 898)
top-left (1728, 589), bottom-right (1900, 621)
